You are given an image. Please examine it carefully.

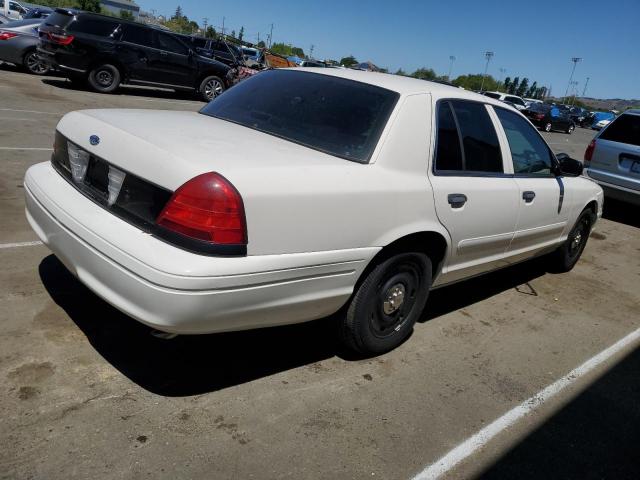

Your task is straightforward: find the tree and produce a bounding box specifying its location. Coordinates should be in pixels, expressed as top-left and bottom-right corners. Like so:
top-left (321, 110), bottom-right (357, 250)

top-left (411, 67), bottom-right (437, 81)
top-left (78, 0), bottom-right (100, 12)
top-left (395, 68), bottom-right (408, 76)
top-left (516, 78), bottom-right (529, 97)
top-left (238, 26), bottom-right (244, 41)
top-left (503, 76), bottom-right (512, 92)
top-left (509, 76), bottom-right (520, 94)
top-left (173, 5), bottom-right (183, 20)
top-left (230, 30), bottom-right (236, 38)
top-left (452, 74), bottom-right (498, 91)
top-left (257, 40), bottom-right (266, 48)
top-left (339, 55), bottom-right (358, 67)
top-left (537, 86), bottom-right (547, 100)
top-left (119, 9), bottom-right (133, 20)
top-left (525, 81), bottom-right (538, 98)
top-left (291, 46), bottom-right (305, 58)
top-left (204, 25), bottom-right (217, 38)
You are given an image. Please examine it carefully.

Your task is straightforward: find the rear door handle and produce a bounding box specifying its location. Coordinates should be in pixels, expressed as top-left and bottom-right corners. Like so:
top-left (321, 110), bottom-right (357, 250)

top-left (522, 191), bottom-right (536, 203)
top-left (160, 51), bottom-right (168, 56)
top-left (447, 193), bottom-right (467, 208)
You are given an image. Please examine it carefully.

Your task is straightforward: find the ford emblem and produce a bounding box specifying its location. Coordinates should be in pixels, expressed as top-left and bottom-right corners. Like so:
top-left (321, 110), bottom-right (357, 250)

top-left (89, 135), bottom-right (100, 146)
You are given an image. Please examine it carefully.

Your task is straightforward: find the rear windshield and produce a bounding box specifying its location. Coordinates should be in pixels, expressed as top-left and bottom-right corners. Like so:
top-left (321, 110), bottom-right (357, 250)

top-left (68, 16), bottom-right (119, 36)
top-left (200, 70), bottom-right (399, 162)
top-left (483, 92), bottom-right (501, 99)
top-left (42, 12), bottom-right (73, 29)
top-left (599, 114), bottom-right (640, 146)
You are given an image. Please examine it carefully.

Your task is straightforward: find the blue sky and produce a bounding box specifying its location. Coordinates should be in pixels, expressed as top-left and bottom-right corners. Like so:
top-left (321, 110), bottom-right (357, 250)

top-left (140, 0), bottom-right (639, 100)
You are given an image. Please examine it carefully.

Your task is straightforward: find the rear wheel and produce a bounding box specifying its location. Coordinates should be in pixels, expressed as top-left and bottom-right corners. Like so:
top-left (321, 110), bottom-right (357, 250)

top-left (199, 75), bottom-right (225, 101)
top-left (339, 252), bottom-right (431, 355)
top-left (544, 122), bottom-right (552, 132)
top-left (23, 50), bottom-right (49, 75)
top-left (548, 210), bottom-right (592, 273)
top-left (87, 64), bottom-right (120, 93)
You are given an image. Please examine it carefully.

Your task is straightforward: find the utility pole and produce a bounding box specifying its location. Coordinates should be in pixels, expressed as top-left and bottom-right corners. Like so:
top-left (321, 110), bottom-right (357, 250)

top-left (221, 16), bottom-right (225, 37)
top-left (582, 76), bottom-right (590, 97)
top-left (447, 55), bottom-right (456, 81)
top-left (202, 17), bottom-right (208, 34)
top-left (309, 44), bottom-right (314, 59)
top-left (564, 57), bottom-right (582, 101)
top-left (268, 23), bottom-right (274, 48)
top-left (256, 32), bottom-right (260, 44)
top-left (498, 67), bottom-right (506, 91)
top-left (479, 51), bottom-right (494, 92)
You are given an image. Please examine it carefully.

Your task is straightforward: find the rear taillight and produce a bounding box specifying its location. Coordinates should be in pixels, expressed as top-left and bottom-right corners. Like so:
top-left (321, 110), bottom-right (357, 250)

top-left (535, 113), bottom-right (545, 120)
top-left (47, 31), bottom-right (74, 45)
top-left (156, 172), bottom-right (247, 245)
top-left (584, 139), bottom-right (596, 167)
top-left (0, 31), bottom-right (18, 40)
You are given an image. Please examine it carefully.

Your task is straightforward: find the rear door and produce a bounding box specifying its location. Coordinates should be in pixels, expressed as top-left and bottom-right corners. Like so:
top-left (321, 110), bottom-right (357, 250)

top-left (493, 106), bottom-right (570, 257)
top-left (119, 24), bottom-right (156, 82)
top-left (429, 99), bottom-right (520, 284)
top-left (589, 113), bottom-right (640, 191)
top-left (149, 31), bottom-right (195, 87)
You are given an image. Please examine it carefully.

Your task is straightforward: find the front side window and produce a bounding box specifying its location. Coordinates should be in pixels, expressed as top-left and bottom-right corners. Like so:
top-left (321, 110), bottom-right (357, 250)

top-left (599, 114), bottom-right (640, 146)
top-left (495, 107), bottom-right (555, 175)
top-left (435, 100), bottom-right (502, 173)
top-left (200, 70), bottom-right (399, 163)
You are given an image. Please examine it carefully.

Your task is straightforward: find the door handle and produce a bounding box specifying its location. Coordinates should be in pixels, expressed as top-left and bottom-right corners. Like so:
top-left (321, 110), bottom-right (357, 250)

top-left (160, 51), bottom-right (168, 56)
top-left (447, 193), bottom-right (467, 208)
top-left (522, 191), bottom-right (536, 203)
top-left (139, 56), bottom-right (147, 63)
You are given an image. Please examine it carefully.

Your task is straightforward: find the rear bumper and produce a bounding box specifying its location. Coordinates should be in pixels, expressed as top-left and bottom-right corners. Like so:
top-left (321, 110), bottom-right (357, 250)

top-left (37, 47), bottom-right (87, 73)
top-left (585, 169), bottom-right (640, 206)
top-left (25, 162), bottom-right (376, 334)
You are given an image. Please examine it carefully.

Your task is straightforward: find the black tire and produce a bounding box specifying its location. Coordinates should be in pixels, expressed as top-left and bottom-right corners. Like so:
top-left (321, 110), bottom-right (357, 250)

top-left (22, 49), bottom-right (49, 75)
top-left (544, 122), bottom-right (552, 132)
top-left (87, 64), bottom-right (120, 93)
top-left (339, 252), bottom-right (432, 355)
top-left (547, 210), bottom-right (593, 273)
top-left (566, 124), bottom-right (575, 134)
top-left (199, 75), bottom-right (225, 101)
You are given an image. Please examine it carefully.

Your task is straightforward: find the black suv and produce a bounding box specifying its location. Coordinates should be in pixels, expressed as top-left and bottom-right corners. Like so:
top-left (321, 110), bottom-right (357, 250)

top-left (178, 34), bottom-right (244, 67)
top-left (37, 9), bottom-right (232, 101)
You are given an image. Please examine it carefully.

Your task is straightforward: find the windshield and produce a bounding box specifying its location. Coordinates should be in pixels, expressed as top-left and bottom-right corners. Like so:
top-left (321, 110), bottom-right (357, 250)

top-left (529, 103), bottom-right (551, 112)
top-left (200, 70), bottom-right (399, 163)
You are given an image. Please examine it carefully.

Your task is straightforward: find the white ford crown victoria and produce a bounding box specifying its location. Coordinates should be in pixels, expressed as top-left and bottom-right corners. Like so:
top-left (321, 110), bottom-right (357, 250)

top-left (24, 68), bottom-right (603, 354)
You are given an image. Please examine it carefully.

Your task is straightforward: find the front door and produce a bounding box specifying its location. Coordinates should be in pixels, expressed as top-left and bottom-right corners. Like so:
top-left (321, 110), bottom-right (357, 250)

top-left (429, 99), bottom-right (520, 285)
top-left (119, 24), bottom-right (157, 83)
top-left (492, 106), bottom-right (571, 259)
top-left (149, 31), bottom-right (195, 88)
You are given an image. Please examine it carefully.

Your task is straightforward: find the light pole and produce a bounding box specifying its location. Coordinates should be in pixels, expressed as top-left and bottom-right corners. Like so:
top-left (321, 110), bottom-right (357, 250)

top-left (569, 80), bottom-right (579, 105)
top-left (582, 77), bottom-right (590, 97)
top-left (498, 67), bottom-right (506, 91)
top-left (564, 57), bottom-right (582, 101)
top-left (480, 51), bottom-right (494, 92)
top-left (447, 55), bottom-right (456, 81)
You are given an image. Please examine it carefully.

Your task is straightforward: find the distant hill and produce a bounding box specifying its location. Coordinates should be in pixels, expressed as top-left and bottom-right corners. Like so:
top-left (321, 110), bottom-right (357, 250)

top-left (579, 97), bottom-right (640, 111)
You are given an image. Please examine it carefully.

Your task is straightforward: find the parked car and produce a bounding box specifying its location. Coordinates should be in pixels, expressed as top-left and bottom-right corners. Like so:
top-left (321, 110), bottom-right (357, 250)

top-left (23, 7), bottom-right (52, 19)
top-left (588, 111), bottom-right (616, 130)
top-left (0, 12), bottom-right (11, 24)
top-left (0, 0), bottom-right (28, 19)
top-left (524, 97), bottom-right (543, 106)
top-left (37, 10), bottom-right (232, 101)
top-left (299, 59), bottom-right (325, 67)
top-left (593, 118), bottom-right (613, 130)
top-left (568, 106), bottom-right (588, 126)
top-left (522, 103), bottom-right (576, 133)
top-left (240, 46), bottom-right (260, 66)
top-left (24, 69), bottom-right (603, 355)
top-left (585, 109), bottom-right (640, 205)
top-left (0, 18), bottom-right (49, 74)
top-left (481, 91), bottom-right (528, 110)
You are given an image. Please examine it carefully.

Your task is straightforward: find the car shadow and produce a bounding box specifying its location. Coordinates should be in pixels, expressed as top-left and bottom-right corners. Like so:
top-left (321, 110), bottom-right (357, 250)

top-left (40, 78), bottom-right (201, 102)
top-left (602, 197), bottom-right (640, 229)
top-left (476, 344), bottom-right (640, 479)
top-left (39, 253), bottom-right (549, 397)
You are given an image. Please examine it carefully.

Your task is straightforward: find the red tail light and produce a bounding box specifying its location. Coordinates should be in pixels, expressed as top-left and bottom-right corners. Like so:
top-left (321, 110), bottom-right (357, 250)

top-left (47, 31), bottom-right (74, 45)
top-left (584, 139), bottom-right (596, 167)
top-left (156, 172), bottom-right (247, 245)
top-left (535, 113), bottom-right (545, 120)
top-left (0, 31), bottom-right (18, 40)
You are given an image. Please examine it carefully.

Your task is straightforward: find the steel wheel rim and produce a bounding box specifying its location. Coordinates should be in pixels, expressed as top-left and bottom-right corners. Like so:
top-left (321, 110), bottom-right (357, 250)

top-left (545, 123), bottom-right (552, 132)
top-left (568, 217), bottom-right (589, 259)
top-left (205, 79), bottom-right (223, 99)
top-left (26, 52), bottom-right (47, 74)
top-left (96, 69), bottom-right (113, 87)
top-left (370, 262), bottom-right (421, 339)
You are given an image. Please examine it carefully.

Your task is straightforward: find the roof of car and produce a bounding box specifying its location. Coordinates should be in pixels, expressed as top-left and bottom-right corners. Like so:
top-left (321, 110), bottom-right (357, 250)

top-left (623, 109), bottom-right (640, 116)
top-left (292, 67), bottom-right (511, 105)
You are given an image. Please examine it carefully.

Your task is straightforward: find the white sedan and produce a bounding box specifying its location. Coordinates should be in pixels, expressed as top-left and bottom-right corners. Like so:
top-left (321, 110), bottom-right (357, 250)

top-left (24, 68), bottom-right (603, 354)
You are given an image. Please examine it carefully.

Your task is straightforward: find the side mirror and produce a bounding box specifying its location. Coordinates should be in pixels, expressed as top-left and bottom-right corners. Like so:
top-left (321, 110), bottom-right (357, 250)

top-left (555, 153), bottom-right (583, 176)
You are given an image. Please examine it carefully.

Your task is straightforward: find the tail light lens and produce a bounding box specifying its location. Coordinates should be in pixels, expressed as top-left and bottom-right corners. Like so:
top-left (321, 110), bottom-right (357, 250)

top-left (156, 172), bottom-right (247, 245)
top-left (584, 139), bottom-right (596, 167)
top-left (0, 32), bottom-right (18, 40)
top-left (47, 31), bottom-right (74, 45)
top-left (535, 113), bottom-right (545, 120)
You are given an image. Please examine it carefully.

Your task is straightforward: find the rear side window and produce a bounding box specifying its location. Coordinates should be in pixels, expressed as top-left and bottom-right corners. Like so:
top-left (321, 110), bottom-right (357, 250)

top-left (155, 32), bottom-right (188, 55)
top-left (122, 25), bottom-right (153, 47)
top-left (435, 100), bottom-right (503, 173)
top-left (435, 102), bottom-right (463, 170)
top-left (495, 107), bottom-right (555, 175)
top-left (599, 114), bottom-right (640, 146)
top-left (505, 96), bottom-right (524, 106)
top-left (483, 92), bottom-right (501, 99)
top-left (200, 70), bottom-right (399, 163)
top-left (68, 17), bottom-right (119, 37)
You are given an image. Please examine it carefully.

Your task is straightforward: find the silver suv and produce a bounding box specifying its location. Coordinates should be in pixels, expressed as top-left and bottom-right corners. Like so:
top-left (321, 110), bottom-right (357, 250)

top-left (585, 109), bottom-right (640, 205)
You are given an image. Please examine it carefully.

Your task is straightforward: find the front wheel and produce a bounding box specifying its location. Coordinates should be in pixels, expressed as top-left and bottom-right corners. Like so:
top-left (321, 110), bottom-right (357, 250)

top-left (23, 50), bottom-right (49, 75)
top-left (339, 252), bottom-right (432, 355)
top-left (547, 210), bottom-right (593, 273)
top-left (199, 75), bottom-right (225, 102)
top-left (87, 64), bottom-right (121, 93)
top-left (566, 124), bottom-right (575, 134)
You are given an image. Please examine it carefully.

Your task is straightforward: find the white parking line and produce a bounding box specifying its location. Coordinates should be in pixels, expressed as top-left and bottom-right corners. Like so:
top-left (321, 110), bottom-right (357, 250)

top-left (411, 325), bottom-right (640, 480)
top-left (0, 147), bottom-right (53, 151)
top-left (0, 240), bottom-right (43, 249)
top-left (0, 108), bottom-right (62, 115)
